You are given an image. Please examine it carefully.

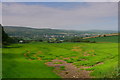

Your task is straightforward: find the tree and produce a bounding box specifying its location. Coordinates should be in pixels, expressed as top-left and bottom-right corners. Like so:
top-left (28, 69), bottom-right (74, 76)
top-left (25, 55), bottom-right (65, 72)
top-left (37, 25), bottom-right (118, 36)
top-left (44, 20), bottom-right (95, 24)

top-left (103, 35), bottom-right (106, 37)
top-left (0, 24), bottom-right (18, 45)
top-left (71, 37), bottom-right (82, 42)
top-left (1, 24), bottom-right (10, 45)
top-left (48, 38), bottom-right (57, 43)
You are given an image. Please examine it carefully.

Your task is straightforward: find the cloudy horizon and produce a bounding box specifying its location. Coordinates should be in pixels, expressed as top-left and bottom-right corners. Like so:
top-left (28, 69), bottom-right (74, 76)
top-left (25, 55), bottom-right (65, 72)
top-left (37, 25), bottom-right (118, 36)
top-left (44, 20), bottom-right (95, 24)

top-left (2, 2), bottom-right (118, 30)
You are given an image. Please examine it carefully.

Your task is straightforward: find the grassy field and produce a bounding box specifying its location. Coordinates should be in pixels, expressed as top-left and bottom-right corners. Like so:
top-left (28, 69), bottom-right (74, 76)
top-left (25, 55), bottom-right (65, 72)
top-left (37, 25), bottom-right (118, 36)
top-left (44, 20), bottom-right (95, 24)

top-left (86, 35), bottom-right (118, 43)
top-left (2, 42), bottom-right (118, 78)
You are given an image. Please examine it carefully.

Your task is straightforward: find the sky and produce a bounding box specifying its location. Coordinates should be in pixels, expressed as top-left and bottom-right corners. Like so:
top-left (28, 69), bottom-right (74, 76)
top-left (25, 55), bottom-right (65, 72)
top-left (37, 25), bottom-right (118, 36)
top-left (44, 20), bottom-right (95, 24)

top-left (1, 0), bottom-right (119, 2)
top-left (1, 2), bottom-right (118, 30)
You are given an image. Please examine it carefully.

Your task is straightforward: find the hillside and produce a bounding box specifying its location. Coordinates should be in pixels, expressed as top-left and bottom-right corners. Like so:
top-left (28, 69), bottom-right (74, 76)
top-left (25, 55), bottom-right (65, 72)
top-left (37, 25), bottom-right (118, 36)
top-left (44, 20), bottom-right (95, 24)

top-left (3, 26), bottom-right (83, 40)
top-left (3, 26), bottom-right (117, 40)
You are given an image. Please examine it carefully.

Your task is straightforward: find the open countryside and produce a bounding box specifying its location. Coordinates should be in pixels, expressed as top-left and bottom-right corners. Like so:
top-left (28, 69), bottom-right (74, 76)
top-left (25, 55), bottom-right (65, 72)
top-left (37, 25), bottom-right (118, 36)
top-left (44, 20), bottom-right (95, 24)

top-left (2, 33), bottom-right (119, 78)
top-left (1, 2), bottom-right (119, 79)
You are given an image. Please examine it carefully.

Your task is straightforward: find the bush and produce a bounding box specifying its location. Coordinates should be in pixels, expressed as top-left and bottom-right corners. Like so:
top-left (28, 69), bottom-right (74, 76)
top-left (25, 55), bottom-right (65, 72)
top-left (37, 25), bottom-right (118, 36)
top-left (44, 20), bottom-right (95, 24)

top-left (71, 37), bottom-right (82, 42)
top-left (91, 41), bottom-right (96, 43)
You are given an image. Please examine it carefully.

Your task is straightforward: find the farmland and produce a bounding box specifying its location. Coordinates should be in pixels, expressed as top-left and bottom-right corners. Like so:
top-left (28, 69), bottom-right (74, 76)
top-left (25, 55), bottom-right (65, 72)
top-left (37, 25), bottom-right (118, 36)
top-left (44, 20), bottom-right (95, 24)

top-left (85, 35), bottom-right (118, 43)
top-left (2, 42), bottom-right (118, 78)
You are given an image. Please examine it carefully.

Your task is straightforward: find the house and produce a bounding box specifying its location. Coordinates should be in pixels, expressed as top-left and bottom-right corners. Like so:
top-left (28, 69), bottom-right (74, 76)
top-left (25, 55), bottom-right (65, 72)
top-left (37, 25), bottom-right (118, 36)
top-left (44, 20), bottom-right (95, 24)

top-left (19, 40), bottom-right (23, 43)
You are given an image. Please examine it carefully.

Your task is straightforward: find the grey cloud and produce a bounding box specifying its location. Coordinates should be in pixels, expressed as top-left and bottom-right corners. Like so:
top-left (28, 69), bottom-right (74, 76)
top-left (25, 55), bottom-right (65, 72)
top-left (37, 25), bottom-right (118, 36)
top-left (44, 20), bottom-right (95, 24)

top-left (2, 0), bottom-right (119, 2)
top-left (2, 2), bottom-right (118, 30)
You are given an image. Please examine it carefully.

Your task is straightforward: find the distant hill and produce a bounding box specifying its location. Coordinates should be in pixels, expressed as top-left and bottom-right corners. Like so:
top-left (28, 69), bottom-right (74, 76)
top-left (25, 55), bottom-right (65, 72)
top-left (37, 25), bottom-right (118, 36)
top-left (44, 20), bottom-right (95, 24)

top-left (87, 30), bottom-right (118, 33)
top-left (3, 26), bottom-right (118, 40)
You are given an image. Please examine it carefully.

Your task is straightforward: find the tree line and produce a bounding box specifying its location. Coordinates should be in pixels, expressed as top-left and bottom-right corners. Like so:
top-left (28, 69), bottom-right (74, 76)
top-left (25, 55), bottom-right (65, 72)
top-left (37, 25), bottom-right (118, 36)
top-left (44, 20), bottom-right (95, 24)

top-left (1, 24), bottom-right (23, 45)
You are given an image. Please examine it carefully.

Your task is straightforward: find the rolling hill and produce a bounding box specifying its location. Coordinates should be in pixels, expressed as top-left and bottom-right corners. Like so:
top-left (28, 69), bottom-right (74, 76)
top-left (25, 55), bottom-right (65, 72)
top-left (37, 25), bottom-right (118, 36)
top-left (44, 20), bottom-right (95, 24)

top-left (3, 26), bottom-right (117, 40)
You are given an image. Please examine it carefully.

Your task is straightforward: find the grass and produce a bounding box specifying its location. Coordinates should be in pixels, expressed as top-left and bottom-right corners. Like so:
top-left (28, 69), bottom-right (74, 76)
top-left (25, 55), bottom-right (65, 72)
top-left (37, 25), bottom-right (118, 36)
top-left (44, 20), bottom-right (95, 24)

top-left (2, 42), bottom-right (118, 78)
top-left (2, 44), bottom-right (60, 78)
top-left (54, 62), bottom-right (63, 64)
top-left (60, 66), bottom-right (65, 70)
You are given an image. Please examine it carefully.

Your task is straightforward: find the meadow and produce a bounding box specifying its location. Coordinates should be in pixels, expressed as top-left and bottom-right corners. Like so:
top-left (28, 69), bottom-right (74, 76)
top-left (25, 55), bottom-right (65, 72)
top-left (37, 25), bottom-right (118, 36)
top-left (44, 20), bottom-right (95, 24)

top-left (2, 41), bottom-right (119, 78)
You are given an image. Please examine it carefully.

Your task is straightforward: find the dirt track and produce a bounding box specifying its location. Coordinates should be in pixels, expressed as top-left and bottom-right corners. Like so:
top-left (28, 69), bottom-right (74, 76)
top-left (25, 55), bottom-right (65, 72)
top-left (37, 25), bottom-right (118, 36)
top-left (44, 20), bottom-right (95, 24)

top-left (45, 59), bottom-right (92, 78)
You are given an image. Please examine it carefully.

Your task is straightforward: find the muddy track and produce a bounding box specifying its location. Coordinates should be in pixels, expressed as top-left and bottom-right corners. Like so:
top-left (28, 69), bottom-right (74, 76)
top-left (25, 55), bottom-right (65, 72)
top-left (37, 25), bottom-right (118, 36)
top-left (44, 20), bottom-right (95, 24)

top-left (23, 51), bottom-right (99, 78)
top-left (45, 59), bottom-right (92, 78)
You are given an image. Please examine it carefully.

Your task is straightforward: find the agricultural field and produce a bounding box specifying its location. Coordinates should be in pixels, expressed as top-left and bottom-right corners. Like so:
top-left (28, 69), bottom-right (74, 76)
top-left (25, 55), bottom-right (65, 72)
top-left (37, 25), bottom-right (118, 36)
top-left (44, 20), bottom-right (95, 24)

top-left (86, 35), bottom-right (119, 43)
top-left (2, 41), bottom-right (119, 78)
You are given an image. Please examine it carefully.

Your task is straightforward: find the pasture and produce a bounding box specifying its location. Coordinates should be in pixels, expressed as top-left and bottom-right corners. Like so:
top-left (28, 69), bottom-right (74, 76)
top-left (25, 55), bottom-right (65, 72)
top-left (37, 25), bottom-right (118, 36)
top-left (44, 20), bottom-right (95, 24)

top-left (2, 42), bottom-right (118, 78)
top-left (86, 35), bottom-right (118, 43)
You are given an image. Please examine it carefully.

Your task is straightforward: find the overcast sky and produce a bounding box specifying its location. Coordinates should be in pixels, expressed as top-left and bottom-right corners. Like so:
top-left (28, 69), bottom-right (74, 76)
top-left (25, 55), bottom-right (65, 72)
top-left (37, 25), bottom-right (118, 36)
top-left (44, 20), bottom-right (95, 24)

top-left (2, 0), bottom-right (119, 2)
top-left (2, 2), bottom-right (118, 30)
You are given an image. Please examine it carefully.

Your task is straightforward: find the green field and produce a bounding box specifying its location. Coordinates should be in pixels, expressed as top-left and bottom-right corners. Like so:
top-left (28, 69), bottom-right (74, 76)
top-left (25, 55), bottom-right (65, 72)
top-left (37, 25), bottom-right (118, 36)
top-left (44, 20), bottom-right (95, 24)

top-left (86, 35), bottom-right (118, 43)
top-left (2, 42), bottom-right (118, 78)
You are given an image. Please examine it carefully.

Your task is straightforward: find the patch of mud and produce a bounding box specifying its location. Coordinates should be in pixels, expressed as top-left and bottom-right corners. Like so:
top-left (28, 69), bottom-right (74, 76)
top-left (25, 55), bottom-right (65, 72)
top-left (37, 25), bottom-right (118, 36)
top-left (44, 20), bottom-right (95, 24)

top-left (37, 57), bottom-right (42, 60)
top-left (80, 59), bottom-right (87, 61)
top-left (24, 51), bottom-right (42, 61)
top-left (80, 66), bottom-right (92, 69)
top-left (45, 59), bottom-right (92, 78)
top-left (63, 58), bottom-right (70, 60)
top-left (33, 51), bottom-right (43, 60)
top-left (71, 46), bottom-right (82, 52)
top-left (83, 50), bottom-right (95, 56)
top-left (80, 62), bottom-right (104, 69)
top-left (95, 62), bottom-right (104, 66)
top-left (24, 51), bottom-right (30, 57)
